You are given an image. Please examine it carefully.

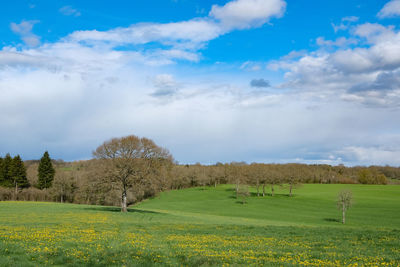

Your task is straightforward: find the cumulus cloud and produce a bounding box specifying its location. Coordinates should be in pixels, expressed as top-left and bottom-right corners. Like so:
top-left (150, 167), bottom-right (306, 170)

top-left (209, 0), bottom-right (286, 30)
top-left (250, 78), bottom-right (270, 88)
top-left (377, 0), bottom-right (400, 18)
top-left (10, 20), bottom-right (40, 47)
top-left (271, 22), bottom-right (400, 107)
top-left (59, 6), bottom-right (81, 17)
top-left (349, 70), bottom-right (400, 92)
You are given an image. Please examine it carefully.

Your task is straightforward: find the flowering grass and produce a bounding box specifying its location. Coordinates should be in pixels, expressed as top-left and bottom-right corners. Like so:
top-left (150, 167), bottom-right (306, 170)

top-left (0, 184), bottom-right (399, 266)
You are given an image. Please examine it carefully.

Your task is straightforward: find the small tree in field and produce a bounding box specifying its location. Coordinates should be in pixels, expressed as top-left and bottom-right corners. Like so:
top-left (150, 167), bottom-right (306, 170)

top-left (337, 189), bottom-right (352, 224)
top-left (38, 151), bottom-right (55, 189)
top-left (237, 185), bottom-right (250, 204)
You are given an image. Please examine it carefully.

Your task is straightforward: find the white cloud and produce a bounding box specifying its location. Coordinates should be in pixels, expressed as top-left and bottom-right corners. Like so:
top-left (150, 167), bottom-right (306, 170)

top-left (316, 37), bottom-right (358, 47)
top-left (331, 16), bottom-right (359, 33)
top-left (68, 19), bottom-right (222, 49)
top-left (340, 146), bottom-right (400, 166)
top-left (271, 23), bottom-right (400, 107)
top-left (377, 0), bottom-right (400, 18)
top-left (68, 0), bottom-right (286, 50)
top-left (209, 0), bottom-right (286, 30)
top-left (10, 20), bottom-right (41, 47)
top-left (240, 61), bottom-right (263, 71)
top-left (151, 74), bottom-right (180, 97)
top-left (153, 74), bottom-right (177, 88)
top-left (59, 6), bottom-right (81, 17)
top-left (1, 38), bottom-right (400, 165)
top-left (353, 23), bottom-right (395, 41)
top-left (10, 20), bottom-right (37, 35)
top-left (342, 16), bottom-right (359, 22)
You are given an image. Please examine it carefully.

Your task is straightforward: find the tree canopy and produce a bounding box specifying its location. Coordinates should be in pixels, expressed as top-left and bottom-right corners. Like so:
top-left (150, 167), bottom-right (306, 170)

top-left (93, 135), bottom-right (173, 212)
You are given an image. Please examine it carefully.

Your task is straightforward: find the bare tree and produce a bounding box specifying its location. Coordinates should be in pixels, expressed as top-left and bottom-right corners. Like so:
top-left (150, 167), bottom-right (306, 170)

top-left (51, 171), bottom-right (77, 203)
top-left (93, 135), bottom-right (172, 212)
top-left (266, 164), bottom-right (281, 197)
top-left (249, 163), bottom-right (263, 197)
top-left (284, 164), bottom-right (304, 197)
top-left (237, 185), bottom-right (250, 204)
top-left (337, 189), bottom-right (353, 224)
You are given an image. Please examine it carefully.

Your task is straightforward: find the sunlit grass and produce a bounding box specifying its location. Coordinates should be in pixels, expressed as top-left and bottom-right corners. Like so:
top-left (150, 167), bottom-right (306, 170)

top-left (0, 184), bottom-right (399, 266)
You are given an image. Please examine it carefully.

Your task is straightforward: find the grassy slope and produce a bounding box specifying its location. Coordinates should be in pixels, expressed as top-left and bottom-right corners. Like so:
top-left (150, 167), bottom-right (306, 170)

top-left (137, 184), bottom-right (400, 229)
top-left (0, 184), bottom-right (399, 266)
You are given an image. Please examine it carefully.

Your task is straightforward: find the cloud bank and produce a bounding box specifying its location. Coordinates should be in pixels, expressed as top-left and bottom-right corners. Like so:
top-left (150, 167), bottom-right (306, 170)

top-left (270, 22), bottom-right (400, 108)
top-left (1, 0), bottom-right (400, 166)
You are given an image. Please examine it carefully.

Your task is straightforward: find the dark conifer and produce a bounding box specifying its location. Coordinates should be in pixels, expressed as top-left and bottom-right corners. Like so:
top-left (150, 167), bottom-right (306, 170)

top-left (37, 151), bottom-right (55, 189)
top-left (0, 157), bottom-right (4, 185)
top-left (9, 155), bottom-right (30, 191)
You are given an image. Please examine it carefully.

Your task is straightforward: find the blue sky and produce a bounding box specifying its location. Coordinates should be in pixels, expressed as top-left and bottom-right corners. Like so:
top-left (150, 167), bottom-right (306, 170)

top-left (1, 0), bottom-right (400, 166)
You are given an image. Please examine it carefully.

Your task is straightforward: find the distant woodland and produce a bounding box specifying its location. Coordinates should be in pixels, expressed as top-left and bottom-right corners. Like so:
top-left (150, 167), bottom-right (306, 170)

top-left (1, 135), bottom-right (399, 208)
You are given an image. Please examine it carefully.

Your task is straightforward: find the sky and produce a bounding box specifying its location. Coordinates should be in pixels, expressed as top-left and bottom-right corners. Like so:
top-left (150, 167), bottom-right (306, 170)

top-left (1, 0), bottom-right (400, 166)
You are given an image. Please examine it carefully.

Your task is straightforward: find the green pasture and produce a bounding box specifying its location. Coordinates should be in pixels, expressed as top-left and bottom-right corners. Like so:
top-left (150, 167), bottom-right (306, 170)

top-left (0, 184), bottom-right (399, 266)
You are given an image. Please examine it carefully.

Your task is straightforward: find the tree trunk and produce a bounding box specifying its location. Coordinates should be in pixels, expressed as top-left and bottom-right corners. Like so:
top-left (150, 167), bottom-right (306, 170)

top-left (13, 182), bottom-right (18, 200)
top-left (61, 194), bottom-right (64, 203)
top-left (256, 183), bottom-right (260, 197)
top-left (271, 184), bottom-right (274, 196)
top-left (214, 180), bottom-right (217, 188)
top-left (342, 203), bottom-right (345, 224)
top-left (121, 190), bottom-right (127, 212)
top-left (236, 180), bottom-right (239, 198)
top-left (289, 184), bottom-right (293, 197)
top-left (262, 184), bottom-right (265, 197)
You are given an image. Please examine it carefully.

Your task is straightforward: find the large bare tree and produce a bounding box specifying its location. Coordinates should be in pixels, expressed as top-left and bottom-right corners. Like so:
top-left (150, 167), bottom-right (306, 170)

top-left (93, 135), bottom-right (172, 212)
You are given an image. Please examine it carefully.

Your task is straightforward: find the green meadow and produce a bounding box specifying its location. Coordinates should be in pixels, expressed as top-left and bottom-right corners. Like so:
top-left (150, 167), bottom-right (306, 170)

top-left (0, 184), bottom-right (399, 266)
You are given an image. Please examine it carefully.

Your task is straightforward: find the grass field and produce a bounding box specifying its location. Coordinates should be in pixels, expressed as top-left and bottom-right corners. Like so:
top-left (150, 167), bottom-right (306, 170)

top-left (0, 184), bottom-right (399, 266)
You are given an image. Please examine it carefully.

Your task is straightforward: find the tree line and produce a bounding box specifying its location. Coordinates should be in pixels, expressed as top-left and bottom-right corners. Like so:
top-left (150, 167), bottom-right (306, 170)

top-left (0, 135), bottom-right (398, 211)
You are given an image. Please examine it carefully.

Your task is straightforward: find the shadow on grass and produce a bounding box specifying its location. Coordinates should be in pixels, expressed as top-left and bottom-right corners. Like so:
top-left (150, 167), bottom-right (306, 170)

top-left (197, 187), bottom-right (209, 191)
top-left (249, 192), bottom-right (295, 198)
top-left (225, 188), bottom-right (236, 192)
top-left (84, 206), bottom-right (161, 214)
top-left (324, 218), bottom-right (340, 223)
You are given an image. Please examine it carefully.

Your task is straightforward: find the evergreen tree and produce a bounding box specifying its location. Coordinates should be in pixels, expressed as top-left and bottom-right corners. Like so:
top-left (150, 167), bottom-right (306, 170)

top-left (37, 151), bottom-right (55, 189)
top-left (1, 154), bottom-right (13, 187)
top-left (9, 155), bottom-right (30, 191)
top-left (0, 157), bottom-right (4, 186)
